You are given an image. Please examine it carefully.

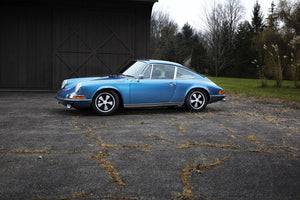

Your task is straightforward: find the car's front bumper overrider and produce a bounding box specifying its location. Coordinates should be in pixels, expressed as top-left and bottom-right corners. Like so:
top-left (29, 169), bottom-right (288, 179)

top-left (56, 95), bottom-right (92, 109)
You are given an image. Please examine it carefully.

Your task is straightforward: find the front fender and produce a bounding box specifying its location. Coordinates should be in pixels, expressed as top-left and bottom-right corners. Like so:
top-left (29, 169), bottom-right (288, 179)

top-left (89, 84), bottom-right (130, 105)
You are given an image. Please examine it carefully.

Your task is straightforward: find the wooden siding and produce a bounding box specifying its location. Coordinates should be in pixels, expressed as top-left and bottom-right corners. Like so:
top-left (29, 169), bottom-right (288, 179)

top-left (0, 2), bottom-right (153, 90)
top-left (0, 6), bottom-right (52, 89)
top-left (53, 8), bottom-right (135, 89)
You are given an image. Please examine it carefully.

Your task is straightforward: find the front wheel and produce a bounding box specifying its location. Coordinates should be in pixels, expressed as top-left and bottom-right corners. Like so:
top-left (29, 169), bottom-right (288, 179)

top-left (185, 89), bottom-right (208, 112)
top-left (92, 90), bottom-right (119, 115)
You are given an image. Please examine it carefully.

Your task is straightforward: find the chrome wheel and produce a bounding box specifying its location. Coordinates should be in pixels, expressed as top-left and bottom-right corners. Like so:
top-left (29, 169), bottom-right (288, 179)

top-left (92, 91), bottom-right (119, 115)
top-left (185, 90), bottom-right (208, 112)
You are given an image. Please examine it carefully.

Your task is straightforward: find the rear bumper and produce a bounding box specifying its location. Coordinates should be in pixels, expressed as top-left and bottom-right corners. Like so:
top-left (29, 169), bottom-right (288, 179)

top-left (209, 94), bottom-right (226, 103)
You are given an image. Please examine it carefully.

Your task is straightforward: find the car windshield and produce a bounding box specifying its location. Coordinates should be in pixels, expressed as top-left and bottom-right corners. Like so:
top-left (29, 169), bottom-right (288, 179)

top-left (120, 61), bottom-right (147, 77)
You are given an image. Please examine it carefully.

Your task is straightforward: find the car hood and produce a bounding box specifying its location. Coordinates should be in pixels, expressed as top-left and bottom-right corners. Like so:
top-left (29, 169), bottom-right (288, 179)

top-left (63, 75), bottom-right (126, 89)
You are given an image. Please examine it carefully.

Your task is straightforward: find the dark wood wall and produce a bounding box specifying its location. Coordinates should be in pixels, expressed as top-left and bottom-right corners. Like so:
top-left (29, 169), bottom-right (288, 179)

top-left (0, 6), bottom-right (52, 89)
top-left (0, 1), bottom-right (154, 90)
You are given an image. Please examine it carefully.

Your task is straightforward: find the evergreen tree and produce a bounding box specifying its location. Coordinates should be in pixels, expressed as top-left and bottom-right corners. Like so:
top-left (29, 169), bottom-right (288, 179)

top-left (191, 43), bottom-right (207, 74)
top-left (250, 1), bottom-right (266, 84)
top-left (158, 25), bottom-right (178, 61)
top-left (251, 0), bottom-right (264, 35)
top-left (230, 21), bottom-right (256, 78)
top-left (266, 1), bottom-right (278, 30)
top-left (175, 23), bottom-right (199, 64)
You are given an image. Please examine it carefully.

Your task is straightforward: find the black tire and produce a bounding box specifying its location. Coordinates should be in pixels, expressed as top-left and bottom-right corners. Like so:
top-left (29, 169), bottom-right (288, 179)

top-left (185, 89), bottom-right (208, 112)
top-left (92, 90), bottom-right (119, 115)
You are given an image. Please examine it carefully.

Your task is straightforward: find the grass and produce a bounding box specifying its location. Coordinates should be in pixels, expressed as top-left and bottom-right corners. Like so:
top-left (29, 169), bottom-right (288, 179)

top-left (207, 76), bottom-right (300, 104)
top-left (91, 151), bottom-right (126, 188)
top-left (176, 157), bottom-right (229, 199)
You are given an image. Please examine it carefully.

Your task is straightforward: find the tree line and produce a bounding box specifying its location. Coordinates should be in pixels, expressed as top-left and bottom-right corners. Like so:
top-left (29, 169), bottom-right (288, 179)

top-left (150, 0), bottom-right (300, 88)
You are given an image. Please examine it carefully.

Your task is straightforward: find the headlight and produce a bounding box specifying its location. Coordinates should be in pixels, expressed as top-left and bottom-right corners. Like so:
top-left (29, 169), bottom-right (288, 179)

top-left (61, 80), bottom-right (68, 89)
top-left (75, 82), bottom-right (82, 93)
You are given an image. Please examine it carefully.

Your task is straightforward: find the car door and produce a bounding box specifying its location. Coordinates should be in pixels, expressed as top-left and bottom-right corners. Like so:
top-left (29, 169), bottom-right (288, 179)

top-left (129, 64), bottom-right (177, 104)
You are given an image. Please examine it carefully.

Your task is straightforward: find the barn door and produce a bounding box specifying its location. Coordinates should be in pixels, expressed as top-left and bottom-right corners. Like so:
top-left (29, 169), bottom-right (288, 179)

top-left (53, 9), bottom-right (134, 89)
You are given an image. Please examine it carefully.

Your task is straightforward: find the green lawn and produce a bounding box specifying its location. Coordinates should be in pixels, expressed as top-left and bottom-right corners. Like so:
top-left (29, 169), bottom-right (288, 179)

top-left (207, 76), bottom-right (300, 104)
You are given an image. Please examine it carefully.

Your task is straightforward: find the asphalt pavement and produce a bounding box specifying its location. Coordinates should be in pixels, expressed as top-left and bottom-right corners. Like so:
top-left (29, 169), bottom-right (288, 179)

top-left (0, 92), bottom-right (299, 200)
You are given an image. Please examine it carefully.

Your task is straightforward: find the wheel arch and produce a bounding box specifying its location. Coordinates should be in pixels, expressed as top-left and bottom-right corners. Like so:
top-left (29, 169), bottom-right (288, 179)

top-left (92, 88), bottom-right (124, 109)
top-left (185, 87), bottom-right (210, 102)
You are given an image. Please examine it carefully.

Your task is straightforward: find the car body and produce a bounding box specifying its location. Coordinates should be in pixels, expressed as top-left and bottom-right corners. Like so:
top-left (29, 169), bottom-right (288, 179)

top-left (56, 59), bottom-right (226, 115)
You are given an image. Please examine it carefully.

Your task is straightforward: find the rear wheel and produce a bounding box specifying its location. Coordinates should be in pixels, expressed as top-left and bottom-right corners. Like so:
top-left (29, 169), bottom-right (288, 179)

top-left (185, 89), bottom-right (208, 112)
top-left (92, 90), bottom-right (119, 115)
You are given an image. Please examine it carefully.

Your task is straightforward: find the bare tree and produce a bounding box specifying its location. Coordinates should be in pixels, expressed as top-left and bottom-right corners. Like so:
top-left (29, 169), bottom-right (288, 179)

top-left (225, 0), bottom-right (244, 44)
top-left (150, 10), bottom-right (178, 59)
top-left (205, 0), bottom-right (244, 76)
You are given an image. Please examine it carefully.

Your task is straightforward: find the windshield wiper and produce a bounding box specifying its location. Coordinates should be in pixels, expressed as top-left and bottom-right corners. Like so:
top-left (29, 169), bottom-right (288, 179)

top-left (121, 74), bottom-right (135, 78)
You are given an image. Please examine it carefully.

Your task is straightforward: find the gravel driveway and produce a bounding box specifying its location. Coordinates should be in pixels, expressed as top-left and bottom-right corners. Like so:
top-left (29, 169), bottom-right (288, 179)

top-left (0, 92), bottom-right (299, 200)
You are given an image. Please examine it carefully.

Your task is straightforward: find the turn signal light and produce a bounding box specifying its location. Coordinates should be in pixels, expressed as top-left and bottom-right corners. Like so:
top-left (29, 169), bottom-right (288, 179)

top-left (71, 95), bottom-right (86, 99)
top-left (219, 90), bottom-right (224, 95)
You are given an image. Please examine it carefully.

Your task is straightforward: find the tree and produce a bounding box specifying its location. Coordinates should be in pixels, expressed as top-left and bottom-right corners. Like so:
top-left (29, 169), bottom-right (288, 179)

top-left (250, 1), bottom-right (266, 86)
top-left (289, 36), bottom-right (300, 87)
top-left (251, 0), bottom-right (264, 35)
top-left (158, 25), bottom-right (178, 61)
top-left (150, 10), bottom-right (178, 60)
top-left (205, 0), bottom-right (244, 76)
top-left (224, 0), bottom-right (244, 45)
top-left (175, 23), bottom-right (199, 64)
top-left (261, 27), bottom-right (287, 87)
top-left (277, 0), bottom-right (300, 36)
top-left (266, 1), bottom-right (278, 30)
top-left (230, 21), bottom-right (256, 78)
top-left (276, 0), bottom-right (300, 87)
top-left (191, 42), bottom-right (207, 74)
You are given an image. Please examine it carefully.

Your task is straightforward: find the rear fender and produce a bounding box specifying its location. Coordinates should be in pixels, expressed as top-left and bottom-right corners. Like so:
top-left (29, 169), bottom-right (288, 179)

top-left (185, 87), bottom-right (210, 102)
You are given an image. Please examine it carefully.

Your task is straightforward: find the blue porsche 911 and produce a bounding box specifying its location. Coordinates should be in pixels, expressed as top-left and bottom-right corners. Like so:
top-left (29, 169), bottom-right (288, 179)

top-left (56, 59), bottom-right (226, 115)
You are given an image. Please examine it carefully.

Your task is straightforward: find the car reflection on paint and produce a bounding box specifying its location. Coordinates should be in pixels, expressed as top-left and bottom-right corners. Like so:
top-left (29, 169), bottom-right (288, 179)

top-left (56, 59), bottom-right (226, 115)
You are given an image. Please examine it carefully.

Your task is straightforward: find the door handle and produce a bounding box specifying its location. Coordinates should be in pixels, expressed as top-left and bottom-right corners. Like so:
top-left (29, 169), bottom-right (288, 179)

top-left (169, 82), bottom-right (176, 86)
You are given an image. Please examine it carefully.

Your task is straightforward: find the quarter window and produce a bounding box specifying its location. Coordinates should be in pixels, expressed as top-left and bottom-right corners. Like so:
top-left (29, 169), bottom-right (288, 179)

top-left (176, 68), bottom-right (196, 79)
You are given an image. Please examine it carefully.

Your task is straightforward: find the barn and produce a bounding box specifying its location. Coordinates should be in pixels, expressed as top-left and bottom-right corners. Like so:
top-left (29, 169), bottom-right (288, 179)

top-left (0, 0), bottom-right (157, 90)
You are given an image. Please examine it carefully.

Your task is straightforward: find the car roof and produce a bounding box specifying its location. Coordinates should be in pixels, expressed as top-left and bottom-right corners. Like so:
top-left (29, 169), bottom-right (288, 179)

top-left (136, 59), bottom-right (182, 66)
top-left (136, 59), bottom-right (198, 73)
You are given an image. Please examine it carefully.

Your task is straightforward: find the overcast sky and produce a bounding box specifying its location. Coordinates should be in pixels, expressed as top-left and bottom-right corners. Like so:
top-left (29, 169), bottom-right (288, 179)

top-left (152, 0), bottom-right (277, 31)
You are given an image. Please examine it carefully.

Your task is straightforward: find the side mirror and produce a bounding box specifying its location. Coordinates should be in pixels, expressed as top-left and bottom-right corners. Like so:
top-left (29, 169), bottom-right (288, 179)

top-left (138, 75), bottom-right (144, 79)
top-left (135, 75), bottom-right (144, 82)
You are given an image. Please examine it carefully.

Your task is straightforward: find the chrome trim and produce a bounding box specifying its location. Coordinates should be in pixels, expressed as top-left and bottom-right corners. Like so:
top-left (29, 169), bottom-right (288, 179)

top-left (61, 80), bottom-right (68, 89)
top-left (75, 82), bottom-right (82, 93)
top-left (150, 64), bottom-right (154, 78)
top-left (124, 102), bottom-right (184, 108)
top-left (55, 96), bottom-right (92, 102)
top-left (210, 94), bottom-right (226, 98)
top-left (62, 87), bottom-right (72, 91)
top-left (174, 67), bottom-right (178, 79)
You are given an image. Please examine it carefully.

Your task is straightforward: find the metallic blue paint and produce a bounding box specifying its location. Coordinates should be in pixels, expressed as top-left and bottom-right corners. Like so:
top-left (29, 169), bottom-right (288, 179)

top-left (56, 59), bottom-right (226, 112)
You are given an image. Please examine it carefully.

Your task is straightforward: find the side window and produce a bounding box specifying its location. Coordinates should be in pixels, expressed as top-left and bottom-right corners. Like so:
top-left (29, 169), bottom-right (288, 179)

top-left (142, 65), bottom-right (152, 79)
top-left (176, 68), bottom-right (196, 79)
top-left (152, 64), bottom-right (175, 79)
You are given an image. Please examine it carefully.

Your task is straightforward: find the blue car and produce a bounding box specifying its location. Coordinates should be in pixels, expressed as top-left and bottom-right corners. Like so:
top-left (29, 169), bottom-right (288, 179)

top-left (56, 60), bottom-right (225, 115)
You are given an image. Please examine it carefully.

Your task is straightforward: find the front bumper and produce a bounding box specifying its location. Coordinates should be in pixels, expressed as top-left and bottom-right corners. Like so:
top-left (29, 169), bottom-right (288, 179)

top-left (56, 95), bottom-right (92, 109)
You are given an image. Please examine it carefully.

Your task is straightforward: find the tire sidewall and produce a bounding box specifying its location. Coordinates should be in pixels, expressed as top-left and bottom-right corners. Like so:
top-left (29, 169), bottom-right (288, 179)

top-left (185, 89), bottom-right (208, 112)
top-left (92, 90), bottom-right (119, 115)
